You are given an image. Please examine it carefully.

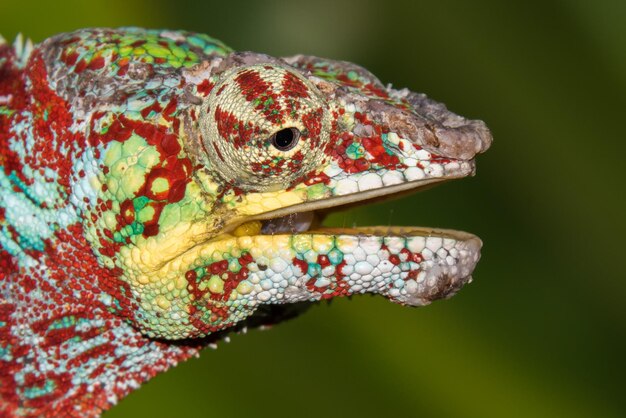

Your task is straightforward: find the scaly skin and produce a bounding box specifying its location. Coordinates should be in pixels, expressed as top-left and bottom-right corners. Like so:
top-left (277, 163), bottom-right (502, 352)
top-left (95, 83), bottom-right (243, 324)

top-left (0, 28), bottom-right (492, 417)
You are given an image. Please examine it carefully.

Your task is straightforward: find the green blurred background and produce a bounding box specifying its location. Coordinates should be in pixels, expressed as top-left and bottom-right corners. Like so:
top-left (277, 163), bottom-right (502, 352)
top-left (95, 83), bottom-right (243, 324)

top-left (2, 0), bottom-right (624, 416)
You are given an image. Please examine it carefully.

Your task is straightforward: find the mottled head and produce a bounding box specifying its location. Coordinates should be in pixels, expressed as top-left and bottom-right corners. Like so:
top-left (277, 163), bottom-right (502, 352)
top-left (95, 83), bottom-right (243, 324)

top-left (83, 47), bottom-right (492, 339)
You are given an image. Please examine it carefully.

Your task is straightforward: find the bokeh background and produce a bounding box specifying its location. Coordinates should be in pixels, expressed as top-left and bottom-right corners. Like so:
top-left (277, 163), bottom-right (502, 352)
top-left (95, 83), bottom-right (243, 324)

top-left (2, 0), bottom-right (624, 417)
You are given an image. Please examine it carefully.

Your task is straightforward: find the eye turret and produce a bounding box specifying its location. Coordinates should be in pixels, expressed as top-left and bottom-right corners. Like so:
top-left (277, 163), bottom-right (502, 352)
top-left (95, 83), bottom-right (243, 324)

top-left (197, 64), bottom-right (331, 191)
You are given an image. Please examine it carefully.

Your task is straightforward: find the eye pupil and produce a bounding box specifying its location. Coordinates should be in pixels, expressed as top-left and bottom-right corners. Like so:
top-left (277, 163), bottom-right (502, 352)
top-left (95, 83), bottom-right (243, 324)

top-left (271, 128), bottom-right (300, 151)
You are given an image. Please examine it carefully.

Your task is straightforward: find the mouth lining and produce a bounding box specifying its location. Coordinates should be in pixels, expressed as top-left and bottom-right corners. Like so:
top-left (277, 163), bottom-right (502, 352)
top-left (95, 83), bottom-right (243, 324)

top-left (260, 211), bottom-right (316, 235)
top-left (258, 210), bottom-right (480, 242)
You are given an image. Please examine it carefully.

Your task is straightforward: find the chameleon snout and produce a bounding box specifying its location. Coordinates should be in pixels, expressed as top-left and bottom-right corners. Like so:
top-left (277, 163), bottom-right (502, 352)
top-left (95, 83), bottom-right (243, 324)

top-left (365, 90), bottom-right (493, 161)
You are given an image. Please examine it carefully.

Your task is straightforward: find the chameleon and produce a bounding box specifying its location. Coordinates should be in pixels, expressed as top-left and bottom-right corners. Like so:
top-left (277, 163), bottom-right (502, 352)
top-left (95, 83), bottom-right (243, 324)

top-left (0, 28), bottom-right (492, 417)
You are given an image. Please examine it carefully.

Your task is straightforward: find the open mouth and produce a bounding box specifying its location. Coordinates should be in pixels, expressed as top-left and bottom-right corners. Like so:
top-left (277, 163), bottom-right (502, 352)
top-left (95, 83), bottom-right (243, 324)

top-left (233, 163), bottom-right (475, 235)
top-left (227, 177), bottom-right (483, 308)
top-left (256, 177), bottom-right (457, 236)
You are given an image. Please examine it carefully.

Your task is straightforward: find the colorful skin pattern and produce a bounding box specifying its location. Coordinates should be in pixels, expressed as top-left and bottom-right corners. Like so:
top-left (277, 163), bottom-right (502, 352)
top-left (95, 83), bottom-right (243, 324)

top-left (0, 28), bottom-right (492, 417)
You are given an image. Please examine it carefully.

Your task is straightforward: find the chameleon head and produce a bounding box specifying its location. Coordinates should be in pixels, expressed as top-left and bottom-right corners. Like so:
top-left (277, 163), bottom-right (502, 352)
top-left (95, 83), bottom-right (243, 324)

top-left (92, 52), bottom-right (492, 339)
top-left (185, 55), bottom-right (492, 228)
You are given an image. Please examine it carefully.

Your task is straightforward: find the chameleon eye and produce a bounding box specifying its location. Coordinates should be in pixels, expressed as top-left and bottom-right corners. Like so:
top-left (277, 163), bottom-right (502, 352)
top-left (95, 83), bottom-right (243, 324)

top-left (197, 63), bottom-right (331, 191)
top-left (270, 127), bottom-right (300, 151)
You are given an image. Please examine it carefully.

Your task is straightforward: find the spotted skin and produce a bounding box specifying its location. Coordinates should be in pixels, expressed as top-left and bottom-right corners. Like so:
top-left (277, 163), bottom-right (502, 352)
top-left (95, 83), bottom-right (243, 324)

top-left (0, 28), bottom-right (492, 417)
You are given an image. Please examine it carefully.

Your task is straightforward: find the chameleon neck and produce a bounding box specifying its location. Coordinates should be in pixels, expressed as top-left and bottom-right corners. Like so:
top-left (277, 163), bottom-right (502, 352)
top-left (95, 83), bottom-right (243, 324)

top-left (0, 34), bottom-right (221, 417)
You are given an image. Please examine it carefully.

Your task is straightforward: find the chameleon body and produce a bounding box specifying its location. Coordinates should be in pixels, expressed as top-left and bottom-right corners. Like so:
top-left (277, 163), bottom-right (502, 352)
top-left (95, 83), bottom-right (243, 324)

top-left (0, 28), bottom-right (492, 417)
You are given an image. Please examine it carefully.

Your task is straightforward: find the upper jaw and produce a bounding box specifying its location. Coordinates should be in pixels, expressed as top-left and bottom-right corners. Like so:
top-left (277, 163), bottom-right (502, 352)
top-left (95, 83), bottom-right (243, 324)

top-left (227, 130), bottom-right (479, 227)
top-left (245, 162), bottom-right (474, 225)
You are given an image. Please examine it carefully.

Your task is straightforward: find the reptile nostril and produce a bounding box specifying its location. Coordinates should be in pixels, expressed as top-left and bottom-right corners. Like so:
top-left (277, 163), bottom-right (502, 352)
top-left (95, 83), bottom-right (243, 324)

top-left (429, 119), bottom-right (493, 160)
top-left (363, 96), bottom-right (492, 160)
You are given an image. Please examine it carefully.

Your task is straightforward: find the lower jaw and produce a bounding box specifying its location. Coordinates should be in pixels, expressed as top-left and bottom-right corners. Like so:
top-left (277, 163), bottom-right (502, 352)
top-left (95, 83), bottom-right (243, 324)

top-left (232, 208), bottom-right (484, 305)
top-left (228, 221), bottom-right (483, 307)
top-left (147, 224), bottom-right (482, 339)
